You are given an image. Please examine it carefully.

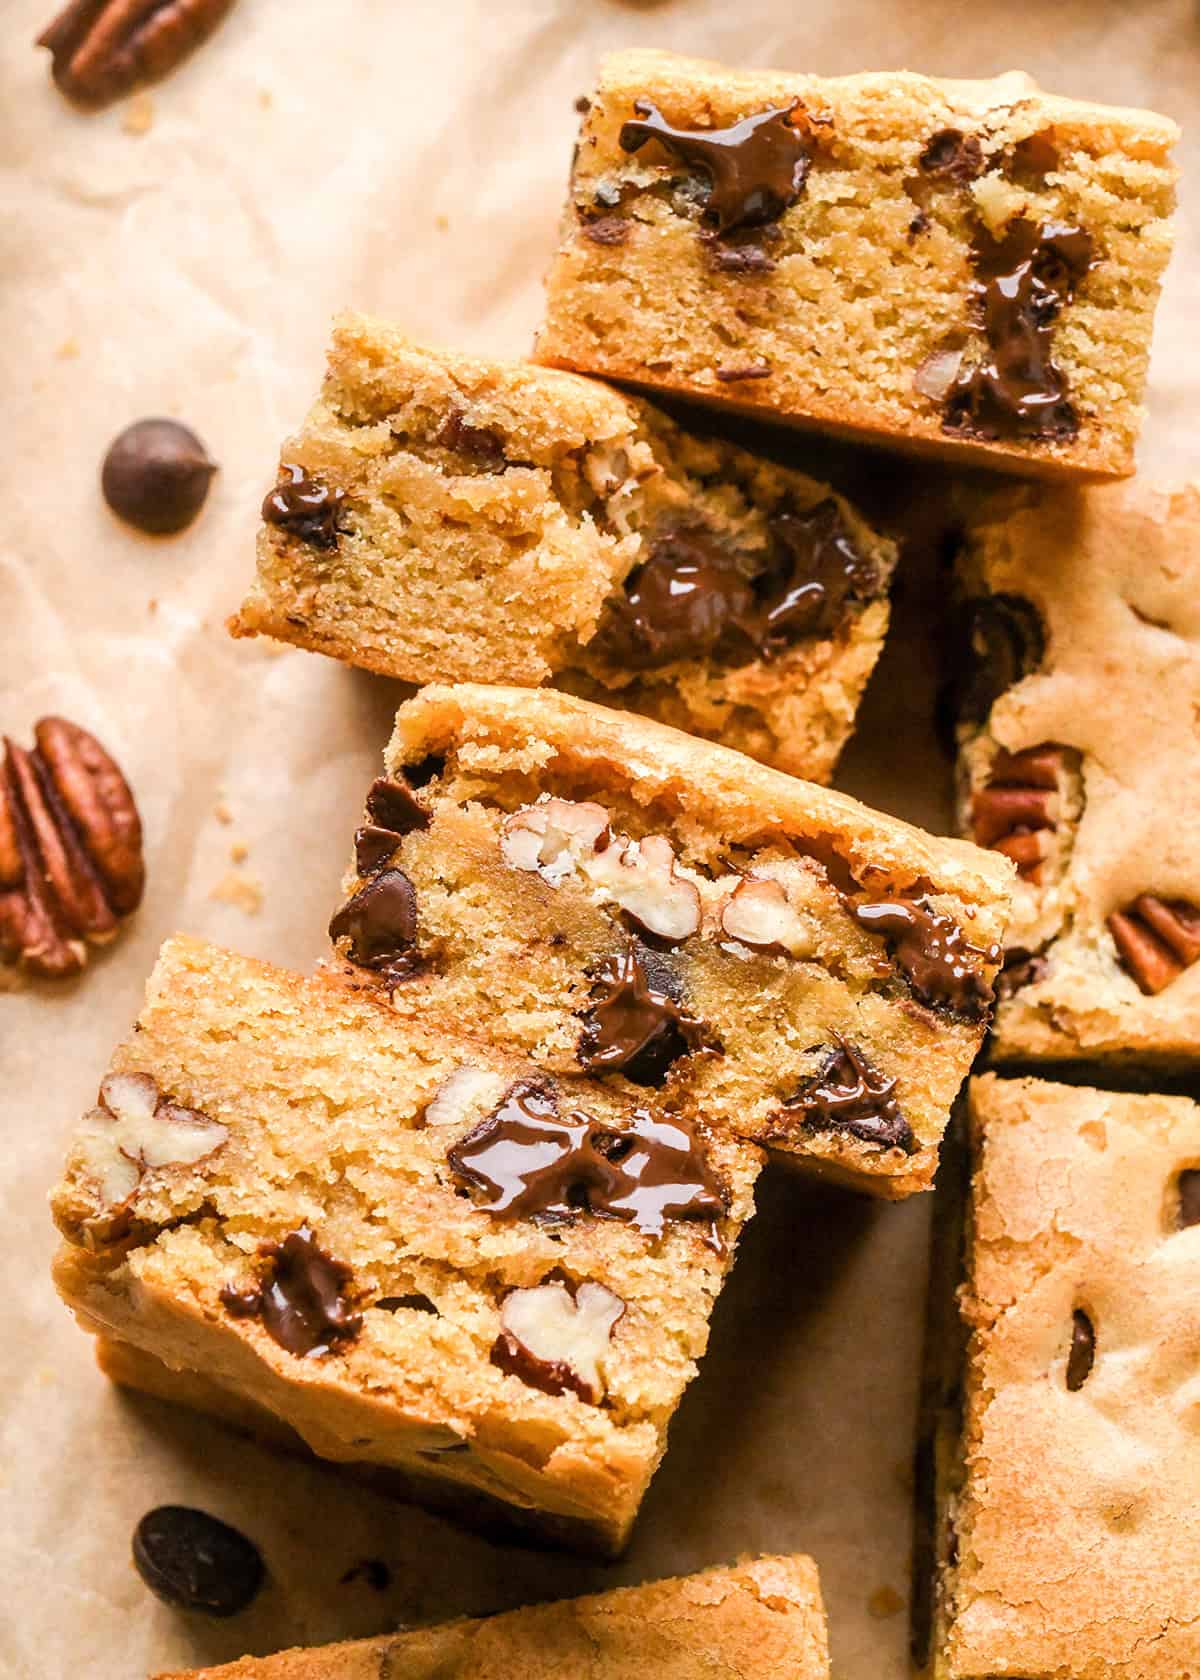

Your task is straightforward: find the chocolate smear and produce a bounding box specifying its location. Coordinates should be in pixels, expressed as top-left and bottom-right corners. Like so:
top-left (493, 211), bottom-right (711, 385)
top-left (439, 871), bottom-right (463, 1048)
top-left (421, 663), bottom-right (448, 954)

top-left (781, 1036), bottom-right (914, 1151)
top-left (448, 1080), bottom-right (726, 1241)
top-left (577, 940), bottom-right (708, 1084)
top-left (132, 1506), bottom-right (264, 1618)
top-left (942, 219), bottom-right (1096, 442)
top-left (262, 463), bottom-right (345, 549)
top-left (221, 1225), bottom-right (362, 1357)
top-left (853, 896), bottom-right (999, 1020)
top-left (1066, 1308), bottom-right (1095, 1391)
top-left (619, 98), bottom-right (812, 235)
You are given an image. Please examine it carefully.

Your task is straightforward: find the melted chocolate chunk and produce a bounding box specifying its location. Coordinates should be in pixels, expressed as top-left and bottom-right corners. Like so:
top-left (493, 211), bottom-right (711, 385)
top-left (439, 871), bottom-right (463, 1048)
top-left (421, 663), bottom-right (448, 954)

top-left (262, 463), bottom-right (345, 549)
top-left (491, 1326), bottom-right (593, 1403)
top-left (365, 775), bottom-right (430, 836)
top-left (220, 1226), bottom-right (362, 1357)
top-left (448, 1080), bottom-right (726, 1240)
top-left (101, 418), bottom-right (217, 536)
top-left (328, 868), bottom-right (420, 984)
top-left (754, 500), bottom-right (879, 651)
top-left (853, 897), bottom-right (999, 1020)
top-left (943, 219), bottom-right (1096, 443)
top-left (1178, 1169), bottom-right (1200, 1230)
top-left (781, 1036), bottom-right (914, 1151)
top-left (354, 824), bottom-right (401, 877)
top-left (577, 940), bottom-right (707, 1084)
top-left (919, 128), bottom-right (984, 183)
top-left (436, 410), bottom-right (507, 470)
top-left (132, 1506), bottom-right (264, 1618)
top-left (1066, 1308), bottom-right (1095, 1391)
top-left (618, 98), bottom-right (812, 235)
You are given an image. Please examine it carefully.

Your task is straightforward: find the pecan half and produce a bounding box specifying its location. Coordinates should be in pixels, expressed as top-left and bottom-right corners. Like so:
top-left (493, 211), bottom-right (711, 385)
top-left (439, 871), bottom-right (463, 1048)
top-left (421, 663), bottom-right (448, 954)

top-left (1108, 894), bottom-right (1200, 995)
top-left (0, 718), bottom-right (144, 978)
top-left (37, 0), bottom-right (237, 109)
top-left (971, 744), bottom-right (1067, 882)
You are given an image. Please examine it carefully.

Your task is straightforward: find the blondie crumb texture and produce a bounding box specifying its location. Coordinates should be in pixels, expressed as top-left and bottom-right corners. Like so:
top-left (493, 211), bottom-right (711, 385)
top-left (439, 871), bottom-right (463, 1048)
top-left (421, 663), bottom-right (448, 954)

top-left (51, 936), bottom-right (761, 1557)
top-left (326, 682), bottom-right (1012, 1197)
top-left (232, 314), bottom-right (897, 782)
top-left (537, 50), bottom-right (1178, 480)
top-left (153, 1555), bottom-right (830, 1680)
top-left (932, 1074), bottom-right (1200, 1680)
top-left (954, 482), bottom-right (1200, 1067)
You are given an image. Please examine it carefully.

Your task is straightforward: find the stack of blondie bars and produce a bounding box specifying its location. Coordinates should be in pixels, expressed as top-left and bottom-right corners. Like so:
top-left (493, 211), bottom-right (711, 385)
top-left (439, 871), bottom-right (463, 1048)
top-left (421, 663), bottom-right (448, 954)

top-left (47, 47), bottom-right (1194, 1679)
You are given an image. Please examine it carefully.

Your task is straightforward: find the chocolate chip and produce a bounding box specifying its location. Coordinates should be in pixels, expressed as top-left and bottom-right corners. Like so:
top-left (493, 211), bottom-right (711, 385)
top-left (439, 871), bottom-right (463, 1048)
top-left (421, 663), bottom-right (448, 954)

top-left (702, 229), bottom-right (777, 273)
top-left (375, 1292), bottom-right (438, 1314)
top-left (448, 1080), bottom-right (726, 1241)
top-left (261, 464), bottom-right (345, 549)
top-left (597, 526), bottom-right (757, 668)
top-left (907, 209), bottom-right (931, 242)
top-left (101, 419), bottom-right (216, 536)
top-left (340, 1558), bottom-right (392, 1590)
top-left (132, 1506), bottom-right (264, 1617)
top-left (942, 219), bottom-right (1096, 442)
top-left (354, 825), bottom-right (402, 877)
top-left (919, 128), bottom-right (984, 183)
top-left (619, 98), bottom-right (813, 235)
top-left (220, 1226), bottom-right (362, 1357)
top-left (577, 940), bottom-right (708, 1084)
top-left (583, 215), bottom-right (630, 246)
top-left (779, 1037), bottom-right (914, 1151)
top-left (328, 868), bottom-right (419, 981)
top-left (365, 776), bottom-right (430, 836)
top-left (1178, 1170), bottom-right (1200, 1229)
top-left (1066, 1308), bottom-right (1095, 1391)
top-left (852, 897), bottom-right (999, 1020)
top-left (436, 410), bottom-right (507, 471)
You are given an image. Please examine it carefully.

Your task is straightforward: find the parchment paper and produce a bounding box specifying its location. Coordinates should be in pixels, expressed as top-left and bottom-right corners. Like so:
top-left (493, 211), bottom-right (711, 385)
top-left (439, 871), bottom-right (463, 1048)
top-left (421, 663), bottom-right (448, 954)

top-left (2, 3), bottom-right (1196, 1674)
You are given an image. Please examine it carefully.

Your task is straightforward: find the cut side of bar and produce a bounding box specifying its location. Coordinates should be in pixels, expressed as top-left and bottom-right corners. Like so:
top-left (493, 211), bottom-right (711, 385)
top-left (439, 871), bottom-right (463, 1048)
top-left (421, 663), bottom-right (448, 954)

top-left (537, 50), bottom-right (1178, 480)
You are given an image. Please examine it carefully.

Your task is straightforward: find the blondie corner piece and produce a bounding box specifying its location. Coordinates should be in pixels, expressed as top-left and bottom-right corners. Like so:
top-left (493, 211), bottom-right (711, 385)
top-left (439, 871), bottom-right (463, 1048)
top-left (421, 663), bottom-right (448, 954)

top-left (231, 314), bottom-right (898, 783)
top-left (325, 683), bottom-right (1013, 1198)
top-left (536, 49), bottom-right (1178, 481)
top-left (51, 936), bottom-right (762, 1557)
top-left (924, 1074), bottom-right (1200, 1679)
top-left (953, 481), bottom-right (1200, 1068)
top-left (152, 1555), bottom-right (830, 1680)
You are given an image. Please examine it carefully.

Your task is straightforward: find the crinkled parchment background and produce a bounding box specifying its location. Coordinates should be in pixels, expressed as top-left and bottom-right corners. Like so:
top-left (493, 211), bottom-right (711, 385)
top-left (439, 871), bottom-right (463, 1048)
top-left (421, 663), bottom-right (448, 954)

top-left (1, 2), bottom-right (1196, 1675)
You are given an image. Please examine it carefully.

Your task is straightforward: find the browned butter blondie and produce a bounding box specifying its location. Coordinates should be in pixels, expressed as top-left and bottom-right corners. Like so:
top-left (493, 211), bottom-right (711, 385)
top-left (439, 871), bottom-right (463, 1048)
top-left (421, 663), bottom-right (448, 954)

top-left (922, 1074), bottom-right (1200, 1679)
top-left (537, 50), bottom-right (1178, 480)
top-left (325, 683), bottom-right (1013, 1198)
top-left (51, 936), bottom-right (762, 1557)
top-left (153, 1555), bottom-right (830, 1679)
top-left (232, 315), bottom-right (897, 782)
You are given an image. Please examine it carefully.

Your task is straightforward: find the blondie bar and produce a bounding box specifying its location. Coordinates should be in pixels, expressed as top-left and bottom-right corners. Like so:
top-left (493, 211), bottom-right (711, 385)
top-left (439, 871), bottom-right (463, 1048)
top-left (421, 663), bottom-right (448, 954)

top-left (922, 1074), bottom-right (1200, 1679)
top-left (154, 1555), bottom-right (830, 1679)
top-left (231, 314), bottom-right (897, 782)
top-left (325, 683), bottom-right (1012, 1197)
top-left (953, 482), bottom-right (1200, 1067)
top-left (51, 936), bottom-right (761, 1556)
top-left (537, 50), bottom-right (1178, 481)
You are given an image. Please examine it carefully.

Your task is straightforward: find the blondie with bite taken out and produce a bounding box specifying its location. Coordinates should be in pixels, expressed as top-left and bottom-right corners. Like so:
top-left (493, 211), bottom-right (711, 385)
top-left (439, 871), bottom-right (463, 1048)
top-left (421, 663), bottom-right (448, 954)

top-left (325, 683), bottom-right (1013, 1198)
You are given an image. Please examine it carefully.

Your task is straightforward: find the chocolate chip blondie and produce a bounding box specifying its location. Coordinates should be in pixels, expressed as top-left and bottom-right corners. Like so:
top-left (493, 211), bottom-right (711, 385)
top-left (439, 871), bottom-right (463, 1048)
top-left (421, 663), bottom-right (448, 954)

top-left (537, 49), bottom-right (1178, 481)
top-left (326, 683), bottom-right (1012, 1198)
top-left (154, 1554), bottom-right (830, 1679)
top-left (952, 482), bottom-right (1200, 1067)
top-left (51, 936), bottom-right (761, 1557)
top-left (231, 314), bottom-right (897, 782)
top-left (920, 1074), bottom-right (1200, 1679)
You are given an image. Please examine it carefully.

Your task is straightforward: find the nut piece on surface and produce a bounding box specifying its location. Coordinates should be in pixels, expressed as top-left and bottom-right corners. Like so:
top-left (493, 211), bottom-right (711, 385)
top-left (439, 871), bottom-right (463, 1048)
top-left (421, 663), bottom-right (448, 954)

top-left (0, 717), bottom-right (144, 979)
top-left (719, 876), bottom-right (814, 956)
top-left (75, 1070), bottom-right (227, 1224)
top-left (422, 1065), bottom-right (509, 1129)
top-left (492, 1280), bottom-right (625, 1404)
top-left (582, 834), bottom-right (702, 944)
top-left (499, 798), bottom-right (610, 884)
top-left (37, 0), bottom-right (238, 109)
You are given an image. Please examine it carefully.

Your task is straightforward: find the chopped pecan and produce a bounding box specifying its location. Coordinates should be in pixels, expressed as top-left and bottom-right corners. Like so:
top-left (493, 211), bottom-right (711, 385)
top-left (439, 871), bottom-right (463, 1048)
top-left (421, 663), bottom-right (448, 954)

top-left (38, 0), bottom-right (237, 109)
top-left (971, 743), bottom-right (1067, 882)
top-left (1108, 894), bottom-right (1200, 995)
top-left (1, 718), bottom-right (144, 978)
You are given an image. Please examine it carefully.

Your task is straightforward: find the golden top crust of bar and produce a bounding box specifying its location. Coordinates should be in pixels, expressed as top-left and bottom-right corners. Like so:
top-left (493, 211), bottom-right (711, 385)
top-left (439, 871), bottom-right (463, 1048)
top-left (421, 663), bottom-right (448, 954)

top-left (388, 682), bottom-right (1013, 933)
top-left (953, 1075), bottom-right (1200, 1680)
top-left (52, 936), bottom-right (760, 1551)
top-left (962, 481), bottom-right (1200, 1064)
top-left (153, 1555), bottom-right (830, 1679)
top-left (538, 50), bottom-right (1178, 481)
